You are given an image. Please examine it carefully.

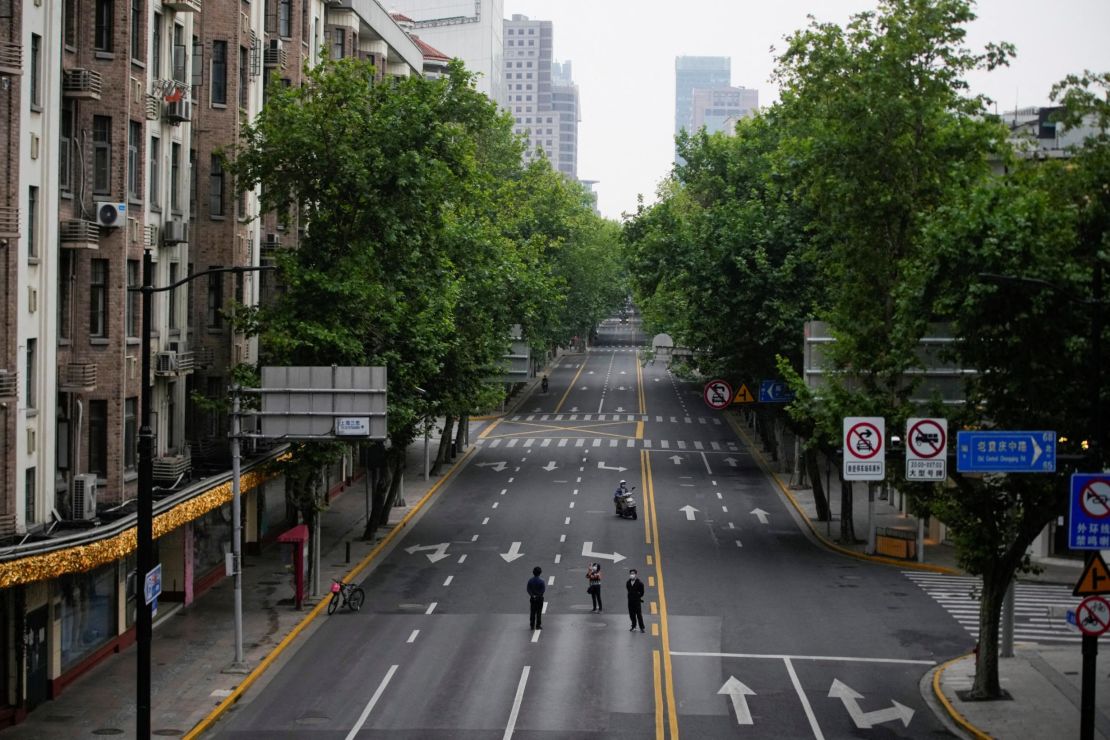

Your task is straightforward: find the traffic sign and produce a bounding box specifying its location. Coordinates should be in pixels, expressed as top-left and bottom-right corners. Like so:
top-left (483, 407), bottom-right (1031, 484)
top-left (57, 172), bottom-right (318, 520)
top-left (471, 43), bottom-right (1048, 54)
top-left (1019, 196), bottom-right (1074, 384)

top-left (703, 379), bottom-right (733, 410)
top-left (955, 431), bottom-right (1056, 473)
top-left (1070, 474), bottom-right (1110, 550)
top-left (1076, 596), bottom-right (1110, 637)
top-left (1074, 552), bottom-right (1110, 597)
top-left (906, 418), bottom-right (947, 481)
top-left (758, 380), bottom-right (795, 403)
top-left (843, 417), bottom-right (885, 481)
top-left (732, 383), bottom-right (755, 404)
top-left (144, 564), bottom-right (162, 606)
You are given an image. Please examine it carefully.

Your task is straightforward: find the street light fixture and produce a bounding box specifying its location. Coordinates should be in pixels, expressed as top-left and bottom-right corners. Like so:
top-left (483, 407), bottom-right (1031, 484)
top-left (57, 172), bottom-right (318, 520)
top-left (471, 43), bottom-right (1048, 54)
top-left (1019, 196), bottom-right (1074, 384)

top-left (132, 253), bottom-right (273, 738)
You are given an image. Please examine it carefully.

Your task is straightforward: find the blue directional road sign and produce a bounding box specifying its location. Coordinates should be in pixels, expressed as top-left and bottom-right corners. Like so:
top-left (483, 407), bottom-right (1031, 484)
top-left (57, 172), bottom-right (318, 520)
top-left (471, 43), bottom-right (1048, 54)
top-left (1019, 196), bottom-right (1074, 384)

top-left (1070, 474), bottom-right (1110, 550)
top-left (759, 380), bottom-right (795, 403)
top-left (955, 431), bottom-right (1056, 473)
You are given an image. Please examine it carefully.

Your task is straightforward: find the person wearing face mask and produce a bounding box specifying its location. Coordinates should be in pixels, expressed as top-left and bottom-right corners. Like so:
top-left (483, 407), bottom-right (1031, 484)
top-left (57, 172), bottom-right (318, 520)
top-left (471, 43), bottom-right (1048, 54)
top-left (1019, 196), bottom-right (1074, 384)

top-left (586, 563), bottom-right (602, 612)
top-left (626, 569), bottom-right (645, 632)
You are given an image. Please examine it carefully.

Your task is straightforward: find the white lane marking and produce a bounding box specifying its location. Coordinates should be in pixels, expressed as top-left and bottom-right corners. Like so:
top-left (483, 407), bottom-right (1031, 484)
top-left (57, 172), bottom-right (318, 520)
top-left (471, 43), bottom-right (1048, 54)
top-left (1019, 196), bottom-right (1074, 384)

top-left (472, 534), bottom-right (480, 541)
top-left (576, 477), bottom-right (582, 483)
top-left (407, 630), bottom-right (420, 643)
top-left (548, 576), bottom-right (555, 585)
top-left (515, 467), bottom-right (521, 472)
top-left (443, 576), bottom-right (453, 586)
top-left (656, 416), bottom-right (663, 422)
top-left (506, 665), bottom-right (530, 740)
top-left (722, 506), bottom-right (728, 513)
top-left (569, 501), bottom-right (575, 508)
top-left (501, 488), bottom-right (508, 496)
top-left (426, 602), bottom-right (438, 615)
top-left (661, 440), bottom-right (670, 449)
top-left (627, 439), bottom-right (635, 447)
top-left (541, 415), bottom-right (550, 420)
top-left (554, 554), bottom-right (561, 564)
top-left (785, 657), bottom-right (825, 740)
top-left (492, 502), bottom-right (499, 509)
top-left (458, 554), bottom-right (467, 564)
top-left (482, 517), bottom-right (490, 525)
top-left (736, 540), bottom-right (743, 548)
top-left (701, 451), bottom-right (712, 474)
top-left (711, 441), bottom-right (721, 451)
top-left (678, 440), bottom-right (687, 450)
top-left (670, 652), bottom-right (936, 665)
top-left (542, 601), bottom-right (549, 614)
top-left (573, 489), bottom-right (579, 496)
top-left (716, 492), bottom-right (723, 500)
top-left (570, 414), bottom-right (579, 421)
top-left (344, 664), bottom-right (399, 740)
top-left (728, 523), bottom-right (735, 529)
top-left (555, 415), bottom-right (564, 421)
top-left (560, 534), bottom-right (566, 543)
top-left (526, 415), bottom-right (535, 421)
top-left (565, 517), bottom-right (571, 525)
top-left (541, 438), bottom-right (551, 447)
top-left (508, 477), bottom-right (515, 483)
top-left (530, 630), bottom-right (540, 644)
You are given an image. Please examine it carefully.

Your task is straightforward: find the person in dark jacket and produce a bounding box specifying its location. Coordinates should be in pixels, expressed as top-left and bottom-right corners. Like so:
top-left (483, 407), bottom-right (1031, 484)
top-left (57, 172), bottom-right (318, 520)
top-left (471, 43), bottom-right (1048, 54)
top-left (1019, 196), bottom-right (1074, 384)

top-left (586, 563), bottom-right (602, 612)
top-left (626, 569), bottom-right (645, 632)
top-left (527, 566), bottom-right (546, 630)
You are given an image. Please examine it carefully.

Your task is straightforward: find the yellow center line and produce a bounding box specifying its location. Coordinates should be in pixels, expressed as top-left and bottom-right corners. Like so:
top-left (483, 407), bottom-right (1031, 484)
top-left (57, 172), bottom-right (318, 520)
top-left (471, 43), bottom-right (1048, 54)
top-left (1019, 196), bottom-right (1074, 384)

top-left (637, 351), bottom-right (647, 415)
top-left (554, 357), bottom-right (589, 414)
top-left (645, 450), bottom-right (679, 739)
top-left (653, 649), bottom-right (664, 739)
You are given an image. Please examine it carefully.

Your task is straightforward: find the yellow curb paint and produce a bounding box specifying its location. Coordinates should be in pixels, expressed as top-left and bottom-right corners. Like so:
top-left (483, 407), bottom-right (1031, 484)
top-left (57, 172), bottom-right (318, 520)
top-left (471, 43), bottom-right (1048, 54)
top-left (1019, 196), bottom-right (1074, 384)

top-left (645, 451), bottom-right (679, 739)
top-left (478, 417), bottom-right (503, 440)
top-left (725, 412), bottom-right (958, 575)
top-left (653, 649), bottom-right (664, 740)
top-left (932, 654), bottom-right (994, 740)
top-left (182, 446), bottom-right (478, 739)
top-left (555, 359), bottom-right (589, 414)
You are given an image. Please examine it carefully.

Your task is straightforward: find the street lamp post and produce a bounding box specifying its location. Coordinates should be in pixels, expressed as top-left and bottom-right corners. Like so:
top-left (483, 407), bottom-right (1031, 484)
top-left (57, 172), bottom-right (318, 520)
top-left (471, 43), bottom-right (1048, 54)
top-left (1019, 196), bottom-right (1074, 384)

top-left (133, 258), bottom-right (271, 737)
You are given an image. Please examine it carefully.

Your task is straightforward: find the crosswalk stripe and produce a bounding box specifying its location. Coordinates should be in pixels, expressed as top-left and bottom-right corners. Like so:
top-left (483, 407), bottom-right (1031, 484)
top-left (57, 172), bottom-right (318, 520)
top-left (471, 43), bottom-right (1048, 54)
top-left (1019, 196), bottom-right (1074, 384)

top-left (575, 438), bottom-right (585, 447)
top-left (694, 441), bottom-right (704, 450)
top-left (524, 439), bottom-right (534, 448)
top-left (711, 442), bottom-right (720, 451)
top-left (558, 438), bottom-right (567, 447)
top-left (541, 438), bottom-right (551, 447)
top-left (592, 439), bottom-right (601, 447)
top-left (678, 441), bottom-right (687, 450)
top-left (644, 440), bottom-right (652, 448)
top-left (610, 439), bottom-right (618, 447)
top-left (507, 439), bottom-right (518, 448)
top-left (490, 439), bottom-right (501, 448)
top-left (627, 439), bottom-right (635, 447)
top-left (661, 440), bottom-right (670, 449)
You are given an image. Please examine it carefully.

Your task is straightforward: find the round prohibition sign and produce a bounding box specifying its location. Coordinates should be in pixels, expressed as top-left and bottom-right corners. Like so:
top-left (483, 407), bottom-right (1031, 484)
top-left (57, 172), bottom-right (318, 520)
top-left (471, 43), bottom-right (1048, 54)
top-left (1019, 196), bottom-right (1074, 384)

top-left (703, 379), bottom-right (733, 410)
top-left (908, 419), bottom-right (946, 459)
top-left (847, 422), bottom-right (883, 460)
top-left (1077, 595), bottom-right (1110, 637)
top-left (1080, 479), bottom-right (1110, 519)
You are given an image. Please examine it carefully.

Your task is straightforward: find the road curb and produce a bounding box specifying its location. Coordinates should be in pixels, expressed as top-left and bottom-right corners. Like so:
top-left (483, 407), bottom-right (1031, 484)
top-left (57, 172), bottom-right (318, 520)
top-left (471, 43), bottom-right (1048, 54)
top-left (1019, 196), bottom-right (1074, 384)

top-left (930, 654), bottom-right (994, 739)
top-left (182, 445), bottom-right (477, 739)
top-left (725, 411), bottom-right (958, 575)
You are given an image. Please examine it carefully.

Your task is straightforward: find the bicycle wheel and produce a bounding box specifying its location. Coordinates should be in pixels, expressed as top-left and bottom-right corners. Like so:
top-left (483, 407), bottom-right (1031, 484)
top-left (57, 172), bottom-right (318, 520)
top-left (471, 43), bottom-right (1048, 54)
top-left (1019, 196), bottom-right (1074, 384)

top-left (348, 587), bottom-right (365, 612)
top-left (327, 591), bottom-right (340, 615)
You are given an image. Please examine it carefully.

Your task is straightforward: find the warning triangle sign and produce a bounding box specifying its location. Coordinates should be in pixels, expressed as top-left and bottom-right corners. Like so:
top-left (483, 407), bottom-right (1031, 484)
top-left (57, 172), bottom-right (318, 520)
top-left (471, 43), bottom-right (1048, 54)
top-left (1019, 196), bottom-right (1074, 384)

top-left (1074, 552), bottom-right (1110, 597)
top-left (733, 384), bottom-right (755, 404)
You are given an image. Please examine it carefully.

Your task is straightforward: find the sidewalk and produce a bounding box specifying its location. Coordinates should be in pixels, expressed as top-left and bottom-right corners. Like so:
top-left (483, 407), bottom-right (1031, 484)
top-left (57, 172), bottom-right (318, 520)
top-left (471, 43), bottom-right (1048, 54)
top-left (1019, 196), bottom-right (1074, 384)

top-left (729, 413), bottom-right (1109, 739)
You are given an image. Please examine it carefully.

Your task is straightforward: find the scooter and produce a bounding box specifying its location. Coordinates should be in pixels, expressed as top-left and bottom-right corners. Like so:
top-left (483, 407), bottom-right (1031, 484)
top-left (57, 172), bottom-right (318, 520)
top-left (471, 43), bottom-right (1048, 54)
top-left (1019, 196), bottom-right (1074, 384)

top-left (614, 488), bottom-right (638, 520)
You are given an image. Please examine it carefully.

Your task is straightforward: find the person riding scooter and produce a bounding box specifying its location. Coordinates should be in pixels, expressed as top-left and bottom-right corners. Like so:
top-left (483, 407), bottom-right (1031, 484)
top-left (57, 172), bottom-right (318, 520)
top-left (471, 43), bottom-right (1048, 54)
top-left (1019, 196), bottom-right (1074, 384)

top-left (614, 480), bottom-right (637, 519)
top-left (541, 375), bottom-right (549, 393)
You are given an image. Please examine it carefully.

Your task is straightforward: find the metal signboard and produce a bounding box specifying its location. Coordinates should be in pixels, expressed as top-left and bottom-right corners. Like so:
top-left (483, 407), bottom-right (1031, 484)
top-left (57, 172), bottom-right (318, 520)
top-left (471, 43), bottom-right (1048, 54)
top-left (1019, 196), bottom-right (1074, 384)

top-left (335, 417), bottom-right (371, 437)
top-left (843, 417), bottom-right (885, 481)
top-left (260, 366), bottom-right (387, 440)
top-left (758, 380), bottom-right (795, 403)
top-left (1070, 474), bottom-right (1110, 551)
top-left (1074, 552), bottom-right (1110, 597)
top-left (1076, 596), bottom-right (1110, 637)
top-left (144, 564), bottom-right (162, 606)
top-left (906, 418), bottom-right (948, 481)
top-left (955, 431), bottom-right (1056, 473)
top-left (703, 380), bottom-right (733, 410)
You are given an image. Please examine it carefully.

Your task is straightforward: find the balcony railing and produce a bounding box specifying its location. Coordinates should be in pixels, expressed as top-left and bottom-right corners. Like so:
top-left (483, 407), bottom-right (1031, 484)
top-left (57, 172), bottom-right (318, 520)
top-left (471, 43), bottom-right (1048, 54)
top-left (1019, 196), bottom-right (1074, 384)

top-left (0, 42), bottom-right (22, 76)
top-left (59, 362), bottom-right (97, 391)
top-left (0, 206), bottom-right (18, 238)
top-left (60, 219), bottom-right (100, 249)
top-left (62, 68), bottom-right (103, 100)
top-left (0, 371), bottom-right (17, 398)
top-left (263, 44), bottom-right (287, 70)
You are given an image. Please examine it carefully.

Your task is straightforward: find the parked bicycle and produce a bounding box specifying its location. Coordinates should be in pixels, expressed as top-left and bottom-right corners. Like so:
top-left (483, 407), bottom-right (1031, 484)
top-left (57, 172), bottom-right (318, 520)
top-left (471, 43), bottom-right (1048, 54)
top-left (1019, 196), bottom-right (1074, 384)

top-left (327, 579), bottom-right (365, 614)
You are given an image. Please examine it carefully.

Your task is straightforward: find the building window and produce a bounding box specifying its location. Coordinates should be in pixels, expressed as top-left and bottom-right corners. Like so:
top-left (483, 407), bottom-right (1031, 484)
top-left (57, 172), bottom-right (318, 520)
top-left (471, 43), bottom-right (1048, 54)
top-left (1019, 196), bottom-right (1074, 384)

top-left (89, 400), bottom-right (108, 477)
top-left (131, 0), bottom-right (142, 61)
top-left (211, 41), bottom-right (227, 105)
top-left (190, 148), bottom-right (198, 216)
top-left (127, 121), bottom-right (141, 200)
top-left (127, 260), bottom-right (140, 338)
top-left (168, 262), bottom-right (179, 329)
top-left (149, 136), bottom-right (160, 208)
top-left (25, 338), bottom-right (36, 410)
top-left (30, 35), bottom-right (41, 108)
top-left (239, 46), bottom-right (248, 108)
top-left (95, 0), bottom-right (114, 52)
top-left (207, 270), bottom-right (223, 328)
top-left (93, 116), bottom-right (112, 195)
top-left (171, 142), bottom-right (181, 212)
top-left (191, 36), bottom-right (202, 94)
top-left (124, 398), bottom-right (137, 471)
top-left (209, 154), bottom-right (224, 216)
top-left (59, 564), bottom-right (117, 669)
top-left (59, 252), bottom-right (73, 340)
top-left (24, 468), bottom-right (35, 525)
top-left (152, 12), bottom-right (162, 77)
top-left (279, 0), bottom-right (291, 37)
top-left (173, 24), bottom-right (185, 82)
top-left (60, 99), bottom-right (75, 191)
top-left (27, 187), bottom-right (38, 259)
top-left (331, 29), bottom-right (344, 60)
top-left (90, 259), bottom-right (109, 338)
top-left (64, 0), bottom-right (78, 48)
top-left (166, 381), bottom-right (176, 450)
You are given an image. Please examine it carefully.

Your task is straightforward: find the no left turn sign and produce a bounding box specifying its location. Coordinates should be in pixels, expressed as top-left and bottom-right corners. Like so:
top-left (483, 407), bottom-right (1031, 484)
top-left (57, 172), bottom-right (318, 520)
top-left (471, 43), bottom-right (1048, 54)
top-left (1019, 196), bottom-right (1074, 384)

top-left (1077, 595), bottom-right (1110, 637)
top-left (703, 379), bottom-right (733, 410)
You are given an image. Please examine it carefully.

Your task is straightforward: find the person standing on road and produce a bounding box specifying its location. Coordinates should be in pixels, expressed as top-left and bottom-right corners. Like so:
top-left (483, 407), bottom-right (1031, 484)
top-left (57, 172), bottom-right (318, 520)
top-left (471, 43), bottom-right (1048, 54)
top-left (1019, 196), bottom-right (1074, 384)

top-left (626, 569), bottom-right (645, 632)
top-left (527, 566), bottom-right (546, 630)
top-left (586, 563), bottom-right (602, 612)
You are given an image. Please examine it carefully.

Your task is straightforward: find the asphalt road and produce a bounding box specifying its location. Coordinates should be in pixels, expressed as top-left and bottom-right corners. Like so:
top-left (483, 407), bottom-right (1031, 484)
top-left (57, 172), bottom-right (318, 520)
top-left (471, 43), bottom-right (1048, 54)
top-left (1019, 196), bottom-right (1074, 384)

top-left (210, 317), bottom-right (969, 739)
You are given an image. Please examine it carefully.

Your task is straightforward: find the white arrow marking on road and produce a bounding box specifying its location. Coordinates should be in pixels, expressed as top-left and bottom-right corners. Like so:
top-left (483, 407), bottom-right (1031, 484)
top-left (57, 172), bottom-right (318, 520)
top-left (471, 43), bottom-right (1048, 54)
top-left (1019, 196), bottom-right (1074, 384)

top-left (723, 457), bottom-right (738, 467)
top-left (750, 508), bottom-right (770, 525)
top-left (582, 541), bottom-right (626, 563)
top-left (617, 386), bottom-right (628, 391)
top-left (615, 406), bottom-right (625, 412)
top-left (597, 462), bottom-right (628, 472)
top-left (654, 378), bottom-right (661, 382)
top-left (580, 386), bottom-right (588, 390)
top-left (570, 407), bottom-right (579, 412)
top-left (541, 461), bottom-right (558, 471)
top-left (679, 505), bottom-right (699, 521)
top-left (404, 542), bottom-right (451, 563)
top-left (500, 542), bottom-right (525, 563)
top-left (588, 371), bottom-right (595, 374)
top-left (669, 455), bottom-right (683, 465)
top-left (828, 679), bottom-right (914, 729)
top-left (718, 676), bottom-right (757, 726)
top-left (476, 461), bottom-right (508, 472)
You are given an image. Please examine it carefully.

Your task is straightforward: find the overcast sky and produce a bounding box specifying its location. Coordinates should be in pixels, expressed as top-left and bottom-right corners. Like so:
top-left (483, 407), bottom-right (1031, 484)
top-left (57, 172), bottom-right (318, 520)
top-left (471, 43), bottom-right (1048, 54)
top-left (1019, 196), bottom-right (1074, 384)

top-left (502, 0), bottom-right (1110, 221)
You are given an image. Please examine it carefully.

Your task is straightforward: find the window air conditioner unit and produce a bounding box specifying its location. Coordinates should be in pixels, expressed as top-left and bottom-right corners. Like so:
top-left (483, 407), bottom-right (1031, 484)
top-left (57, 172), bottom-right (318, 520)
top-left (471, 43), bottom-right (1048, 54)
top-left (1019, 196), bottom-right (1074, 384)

top-left (162, 220), bottom-right (189, 245)
top-left (164, 98), bottom-right (192, 123)
top-left (72, 474), bottom-right (99, 520)
top-left (156, 351), bottom-right (178, 374)
top-left (95, 201), bottom-right (127, 227)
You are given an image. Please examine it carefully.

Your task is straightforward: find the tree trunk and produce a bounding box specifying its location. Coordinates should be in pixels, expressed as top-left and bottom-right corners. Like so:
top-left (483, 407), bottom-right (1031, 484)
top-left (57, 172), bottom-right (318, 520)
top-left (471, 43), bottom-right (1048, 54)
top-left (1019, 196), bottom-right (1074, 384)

top-left (363, 448), bottom-right (402, 537)
top-left (380, 451), bottom-right (406, 515)
top-left (804, 446), bottom-right (830, 521)
top-left (839, 476), bottom-right (856, 543)
top-left (790, 435), bottom-right (808, 488)
top-left (454, 415), bottom-right (467, 456)
top-left (433, 416), bottom-right (455, 471)
top-left (970, 566), bottom-right (1008, 699)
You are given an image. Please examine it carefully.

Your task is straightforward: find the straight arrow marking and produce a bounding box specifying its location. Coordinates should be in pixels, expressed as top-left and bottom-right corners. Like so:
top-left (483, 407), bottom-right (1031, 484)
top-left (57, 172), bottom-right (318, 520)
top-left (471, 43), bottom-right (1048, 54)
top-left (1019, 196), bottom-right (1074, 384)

top-left (679, 505), bottom-right (698, 521)
top-left (750, 508), bottom-right (769, 525)
top-left (541, 461), bottom-right (558, 471)
top-left (718, 676), bottom-right (756, 725)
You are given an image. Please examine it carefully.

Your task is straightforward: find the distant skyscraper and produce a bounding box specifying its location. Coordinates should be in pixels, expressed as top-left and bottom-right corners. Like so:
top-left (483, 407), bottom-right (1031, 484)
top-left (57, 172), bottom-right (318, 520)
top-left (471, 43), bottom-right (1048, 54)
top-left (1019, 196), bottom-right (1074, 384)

top-left (675, 56), bottom-right (731, 161)
top-left (503, 15), bottom-right (580, 180)
top-left (387, 0), bottom-right (506, 102)
top-left (691, 86), bottom-right (759, 135)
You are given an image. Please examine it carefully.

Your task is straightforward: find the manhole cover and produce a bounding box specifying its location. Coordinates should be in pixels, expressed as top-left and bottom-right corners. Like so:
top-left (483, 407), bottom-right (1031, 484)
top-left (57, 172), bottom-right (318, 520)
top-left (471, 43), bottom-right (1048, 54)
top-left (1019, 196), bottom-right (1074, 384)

top-left (153, 730), bottom-right (183, 736)
top-left (93, 729), bottom-right (125, 736)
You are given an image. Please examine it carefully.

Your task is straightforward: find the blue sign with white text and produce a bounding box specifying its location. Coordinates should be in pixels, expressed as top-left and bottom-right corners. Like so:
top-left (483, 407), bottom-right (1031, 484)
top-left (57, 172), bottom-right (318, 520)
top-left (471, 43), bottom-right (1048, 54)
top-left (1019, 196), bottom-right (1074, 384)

top-left (1069, 474), bottom-right (1110, 550)
top-left (956, 431), bottom-right (1056, 473)
top-left (759, 380), bottom-right (795, 403)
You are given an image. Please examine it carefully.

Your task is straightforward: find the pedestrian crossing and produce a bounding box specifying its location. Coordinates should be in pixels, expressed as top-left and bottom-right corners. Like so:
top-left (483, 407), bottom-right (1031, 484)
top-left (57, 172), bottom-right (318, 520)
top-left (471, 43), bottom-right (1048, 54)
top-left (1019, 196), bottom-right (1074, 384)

top-left (507, 413), bottom-right (722, 426)
top-left (477, 437), bottom-right (740, 452)
top-left (902, 571), bottom-right (1081, 644)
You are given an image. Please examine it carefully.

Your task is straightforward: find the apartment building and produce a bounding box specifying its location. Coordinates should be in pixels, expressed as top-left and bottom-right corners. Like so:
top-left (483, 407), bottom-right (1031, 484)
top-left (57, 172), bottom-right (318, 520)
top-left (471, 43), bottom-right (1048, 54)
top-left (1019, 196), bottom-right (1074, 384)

top-left (690, 85), bottom-right (758, 136)
top-left (0, 0), bottom-right (421, 721)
